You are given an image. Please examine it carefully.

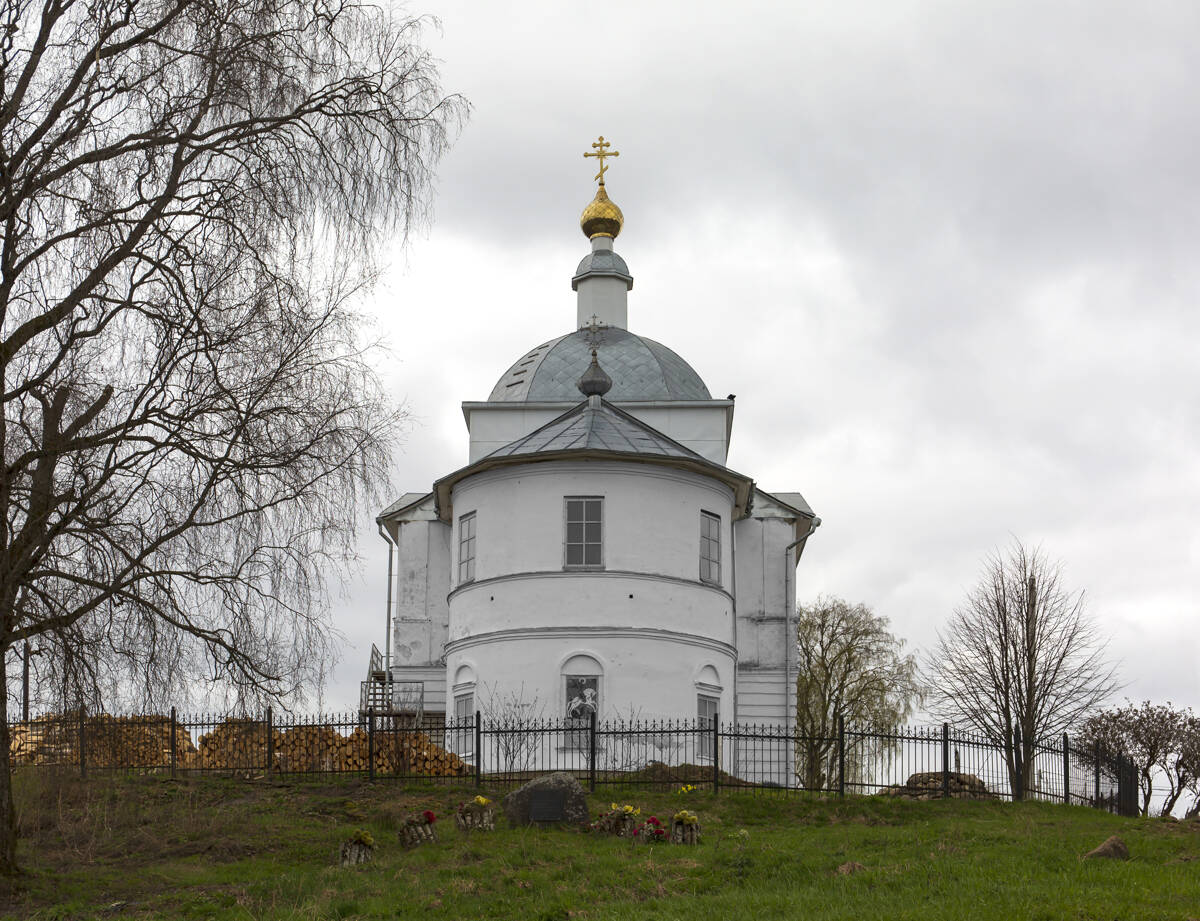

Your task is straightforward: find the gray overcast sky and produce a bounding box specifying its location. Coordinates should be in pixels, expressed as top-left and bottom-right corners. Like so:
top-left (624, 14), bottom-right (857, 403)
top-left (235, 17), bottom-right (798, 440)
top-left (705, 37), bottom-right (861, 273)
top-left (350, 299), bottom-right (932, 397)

top-left (324, 0), bottom-right (1198, 713)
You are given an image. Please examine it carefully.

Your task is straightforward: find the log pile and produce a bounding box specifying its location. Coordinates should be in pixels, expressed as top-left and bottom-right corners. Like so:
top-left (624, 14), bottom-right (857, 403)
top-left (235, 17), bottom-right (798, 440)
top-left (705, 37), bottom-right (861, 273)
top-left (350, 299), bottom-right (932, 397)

top-left (194, 720), bottom-right (471, 775)
top-left (9, 714), bottom-right (197, 768)
top-left (197, 718), bottom-right (269, 770)
top-left (7, 713), bottom-right (470, 775)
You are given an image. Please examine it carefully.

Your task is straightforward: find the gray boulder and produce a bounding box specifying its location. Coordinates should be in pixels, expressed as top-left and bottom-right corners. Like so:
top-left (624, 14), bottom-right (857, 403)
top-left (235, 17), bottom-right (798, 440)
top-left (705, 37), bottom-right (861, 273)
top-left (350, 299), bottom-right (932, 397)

top-left (1083, 835), bottom-right (1130, 860)
top-left (502, 772), bottom-right (590, 827)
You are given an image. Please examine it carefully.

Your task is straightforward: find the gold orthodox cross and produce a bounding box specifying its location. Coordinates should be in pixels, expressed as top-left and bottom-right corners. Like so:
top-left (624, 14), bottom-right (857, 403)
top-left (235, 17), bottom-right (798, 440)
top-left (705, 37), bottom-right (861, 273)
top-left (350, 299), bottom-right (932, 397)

top-left (584, 136), bottom-right (619, 185)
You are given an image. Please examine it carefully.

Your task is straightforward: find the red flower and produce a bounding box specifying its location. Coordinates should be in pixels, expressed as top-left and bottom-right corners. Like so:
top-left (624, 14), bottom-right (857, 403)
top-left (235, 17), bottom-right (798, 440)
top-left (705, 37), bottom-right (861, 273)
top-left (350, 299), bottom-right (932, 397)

top-left (646, 816), bottom-right (661, 826)
top-left (422, 810), bottom-right (436, 824)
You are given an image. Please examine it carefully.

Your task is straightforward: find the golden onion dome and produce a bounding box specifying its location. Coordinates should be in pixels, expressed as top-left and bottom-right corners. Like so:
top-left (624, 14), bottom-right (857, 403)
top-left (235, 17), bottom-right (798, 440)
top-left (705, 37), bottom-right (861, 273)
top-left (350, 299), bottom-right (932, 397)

top-left (580, 185), bottom-right (624, 240)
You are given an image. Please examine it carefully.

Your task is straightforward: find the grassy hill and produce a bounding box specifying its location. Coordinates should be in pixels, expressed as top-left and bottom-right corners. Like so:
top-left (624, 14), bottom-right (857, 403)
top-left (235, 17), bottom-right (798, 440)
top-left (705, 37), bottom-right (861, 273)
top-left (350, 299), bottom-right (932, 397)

top-left (3, 771), bottom-right (1197, 920)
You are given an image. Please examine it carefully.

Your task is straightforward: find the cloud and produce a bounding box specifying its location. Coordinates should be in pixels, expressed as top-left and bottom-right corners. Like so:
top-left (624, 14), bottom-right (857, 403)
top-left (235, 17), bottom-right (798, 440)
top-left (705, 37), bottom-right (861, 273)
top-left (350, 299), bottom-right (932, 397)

top-left (326, 0), bottom-right (1200, 712)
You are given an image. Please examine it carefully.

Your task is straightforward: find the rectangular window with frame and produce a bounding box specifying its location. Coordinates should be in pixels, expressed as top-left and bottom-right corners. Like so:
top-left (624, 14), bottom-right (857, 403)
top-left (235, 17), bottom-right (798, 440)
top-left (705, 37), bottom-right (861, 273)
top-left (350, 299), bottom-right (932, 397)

top-left (697, 694), bottom-right (719, 760)
top-left (453, 692), bottom-right (474, 757)
top-left (458, 512), bottom-right (476, 584)
top-left (564, 497), bottom-right (603, 569)
top-left (700, 511), bottom-right (721, 584)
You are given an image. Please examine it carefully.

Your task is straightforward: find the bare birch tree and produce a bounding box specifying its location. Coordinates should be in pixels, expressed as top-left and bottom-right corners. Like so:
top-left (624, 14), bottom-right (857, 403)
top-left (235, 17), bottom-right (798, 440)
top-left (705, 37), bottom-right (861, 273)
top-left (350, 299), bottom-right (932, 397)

top-left (924, 541), bottom-right (1118, 799)
top-left (0, 0), bottom-right (465, 873)
top-left (794, 596), bottom-right (922, 790)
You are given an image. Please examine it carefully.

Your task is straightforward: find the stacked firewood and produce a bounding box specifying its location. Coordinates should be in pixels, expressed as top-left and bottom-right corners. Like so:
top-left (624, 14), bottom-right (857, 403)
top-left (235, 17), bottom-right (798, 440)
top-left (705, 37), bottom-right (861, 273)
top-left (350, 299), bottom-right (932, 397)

top-left (193, 719), bottom-right (471, 775)
top-left (7, 713), bottom-right (471, 775)
top-left (9, 714), bottom-right (197, 767)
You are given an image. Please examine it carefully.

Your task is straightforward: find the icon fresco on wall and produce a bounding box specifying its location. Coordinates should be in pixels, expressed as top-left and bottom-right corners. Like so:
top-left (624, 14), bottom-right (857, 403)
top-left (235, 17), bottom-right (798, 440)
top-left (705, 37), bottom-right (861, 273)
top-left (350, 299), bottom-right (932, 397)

top-left (566, 676), bottom-right (599, 719)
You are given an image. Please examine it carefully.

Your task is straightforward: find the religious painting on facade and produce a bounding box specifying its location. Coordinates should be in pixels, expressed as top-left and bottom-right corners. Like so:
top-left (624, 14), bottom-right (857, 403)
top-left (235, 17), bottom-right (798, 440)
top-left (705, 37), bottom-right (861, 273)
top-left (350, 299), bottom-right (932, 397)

top-left (565, 675), bottom-right (600, 720)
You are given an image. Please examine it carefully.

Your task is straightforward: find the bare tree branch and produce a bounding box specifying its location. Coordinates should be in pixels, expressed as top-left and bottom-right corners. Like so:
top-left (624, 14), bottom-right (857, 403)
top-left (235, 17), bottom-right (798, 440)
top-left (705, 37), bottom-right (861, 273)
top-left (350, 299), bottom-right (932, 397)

top-left (0, 0), bottom-right (466, 875)
top-left (924, 540), bottom-right (1119, 798)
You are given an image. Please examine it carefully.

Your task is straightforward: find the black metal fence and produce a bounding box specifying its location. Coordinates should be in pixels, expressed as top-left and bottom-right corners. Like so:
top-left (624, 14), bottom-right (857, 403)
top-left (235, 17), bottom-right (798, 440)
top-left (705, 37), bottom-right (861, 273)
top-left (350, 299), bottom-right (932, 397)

top-left (8, 709), bottom-right (1137, 815)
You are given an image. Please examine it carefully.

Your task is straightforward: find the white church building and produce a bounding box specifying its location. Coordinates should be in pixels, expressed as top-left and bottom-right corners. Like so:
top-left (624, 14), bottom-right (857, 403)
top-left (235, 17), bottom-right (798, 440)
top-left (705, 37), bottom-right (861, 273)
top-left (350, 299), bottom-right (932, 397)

top-left (372, 140), bottom-right (819, 750)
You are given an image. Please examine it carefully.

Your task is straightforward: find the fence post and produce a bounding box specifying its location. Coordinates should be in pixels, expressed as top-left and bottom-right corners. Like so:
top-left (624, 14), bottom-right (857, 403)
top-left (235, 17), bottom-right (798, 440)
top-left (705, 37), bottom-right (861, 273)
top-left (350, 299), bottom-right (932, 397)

top-left (1012, 727), bottom-right (1023, 801)
top-left (712, 712), bottom-right (720, 795)
top-left (837, 714), bottom-right (845, 797)
top-left (474, 710), bottom-right (482, 788)
top-left (1062, 732), bottom-right (1070, 805)
top-left (78, 706), bottom-right (86, 780)
top-left (589, 711), bottom-right (597, 793)
top-left (1093, 740), bottom-right (1101, 808)
top-left (265, 707), bottom-right (273, 775)
top-left (21, 642), bottom-right (29, 723)
top-left (170, 707), bottom-right (177, 780)
top-left (368, 708), bottom-right (375, 782)
top-left (942, 722), bottom-right (951, 798)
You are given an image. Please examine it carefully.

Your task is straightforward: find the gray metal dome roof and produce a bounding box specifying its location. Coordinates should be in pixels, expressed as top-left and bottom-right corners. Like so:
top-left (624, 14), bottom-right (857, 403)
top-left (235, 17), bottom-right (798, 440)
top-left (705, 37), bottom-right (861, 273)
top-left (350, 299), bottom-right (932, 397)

top-left (571, 250), bottom-right (632, 291)
top-left (489, 327), bottom-right (712, 402)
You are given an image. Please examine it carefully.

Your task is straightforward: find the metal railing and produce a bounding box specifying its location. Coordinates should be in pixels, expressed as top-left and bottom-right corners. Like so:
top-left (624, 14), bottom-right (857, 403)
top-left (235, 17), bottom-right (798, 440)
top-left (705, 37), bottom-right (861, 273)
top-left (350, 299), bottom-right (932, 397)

top-left (7, 710), bottom-right (1137, 815)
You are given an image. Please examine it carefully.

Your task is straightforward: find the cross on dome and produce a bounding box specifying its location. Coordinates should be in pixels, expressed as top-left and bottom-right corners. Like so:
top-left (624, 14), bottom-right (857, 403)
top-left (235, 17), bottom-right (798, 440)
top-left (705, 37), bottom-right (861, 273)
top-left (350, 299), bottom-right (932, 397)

top-left (583, 135), bottom-right (619, 186)
top-left (580, 135), bottom-right (624, 240)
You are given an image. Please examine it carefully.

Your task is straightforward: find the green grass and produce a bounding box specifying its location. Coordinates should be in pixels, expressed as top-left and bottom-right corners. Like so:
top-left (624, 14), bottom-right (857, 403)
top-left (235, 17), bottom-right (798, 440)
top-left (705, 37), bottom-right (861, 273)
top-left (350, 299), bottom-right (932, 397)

top-left (2, 770), bottom-right (1198, 920)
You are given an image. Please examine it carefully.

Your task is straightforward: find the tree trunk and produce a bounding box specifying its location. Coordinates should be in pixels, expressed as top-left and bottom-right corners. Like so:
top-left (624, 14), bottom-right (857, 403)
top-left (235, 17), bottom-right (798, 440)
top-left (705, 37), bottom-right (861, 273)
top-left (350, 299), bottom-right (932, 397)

top-left (0, 651), bottom-right (19, 875)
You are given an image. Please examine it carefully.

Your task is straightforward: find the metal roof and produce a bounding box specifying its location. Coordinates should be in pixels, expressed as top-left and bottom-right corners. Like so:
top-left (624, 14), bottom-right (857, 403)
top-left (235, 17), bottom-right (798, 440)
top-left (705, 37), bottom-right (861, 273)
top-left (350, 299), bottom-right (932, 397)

top-left (486, 396), bottom-right (709, 462)
top-left (489, 327), bottom-right (712, 402)
top-left (571, 249), bottom-right (632, 290)
top-left (434, 396), bottom-right (754, 521)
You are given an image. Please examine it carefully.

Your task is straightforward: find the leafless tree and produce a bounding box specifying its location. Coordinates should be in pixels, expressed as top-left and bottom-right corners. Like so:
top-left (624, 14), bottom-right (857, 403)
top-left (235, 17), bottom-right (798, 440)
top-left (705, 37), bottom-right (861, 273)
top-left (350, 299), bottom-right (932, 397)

top-left (794, 596), bottom-right (923, 790)
top-left (925, 541), bottom-right (1118, 799)
top-left (0, 0), bottom-right (465, 873)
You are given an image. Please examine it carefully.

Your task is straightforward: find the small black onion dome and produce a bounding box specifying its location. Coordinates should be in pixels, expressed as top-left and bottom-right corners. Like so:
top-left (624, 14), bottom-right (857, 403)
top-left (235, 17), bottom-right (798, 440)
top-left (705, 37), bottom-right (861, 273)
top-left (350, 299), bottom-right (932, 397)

top-left (577, 349), bottom-right (613, 397)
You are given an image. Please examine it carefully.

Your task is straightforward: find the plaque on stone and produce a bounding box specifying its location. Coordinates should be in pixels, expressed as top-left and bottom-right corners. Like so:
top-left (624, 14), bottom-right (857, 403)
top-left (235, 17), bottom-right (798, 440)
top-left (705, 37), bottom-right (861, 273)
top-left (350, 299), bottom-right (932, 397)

top-left (529, 788), bottom-right (567, 822)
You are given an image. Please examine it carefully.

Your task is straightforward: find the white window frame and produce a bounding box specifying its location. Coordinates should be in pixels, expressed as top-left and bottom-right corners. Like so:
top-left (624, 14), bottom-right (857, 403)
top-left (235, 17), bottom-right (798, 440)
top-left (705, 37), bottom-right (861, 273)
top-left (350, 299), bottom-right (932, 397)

top-left (700, 511), bottom-right (721, 585)
top-left (563, 496), bottom-right (604, 570)
top-left (458, 511), bottom-right (476, 585)
top-left (453, 691), bottom-right (475, 757)
top-left (697, 694), bottom-right (719, 761)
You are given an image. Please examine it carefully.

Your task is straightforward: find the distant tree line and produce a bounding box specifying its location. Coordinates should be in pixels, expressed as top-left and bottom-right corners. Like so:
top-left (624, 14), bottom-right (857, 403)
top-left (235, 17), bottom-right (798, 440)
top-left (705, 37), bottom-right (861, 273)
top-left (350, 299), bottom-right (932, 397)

top-left (796, 540), bottom-right (1198, 807)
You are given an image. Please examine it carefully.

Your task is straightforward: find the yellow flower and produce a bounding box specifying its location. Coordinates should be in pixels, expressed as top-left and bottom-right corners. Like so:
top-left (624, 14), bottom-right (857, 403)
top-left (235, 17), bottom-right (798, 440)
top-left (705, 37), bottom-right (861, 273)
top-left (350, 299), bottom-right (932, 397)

top-left (473, 795), bottom-right (490, 806)
top-left (611, 803), bottom-right (619, 812)
top-left (623, 805), bottom-right (633, 813)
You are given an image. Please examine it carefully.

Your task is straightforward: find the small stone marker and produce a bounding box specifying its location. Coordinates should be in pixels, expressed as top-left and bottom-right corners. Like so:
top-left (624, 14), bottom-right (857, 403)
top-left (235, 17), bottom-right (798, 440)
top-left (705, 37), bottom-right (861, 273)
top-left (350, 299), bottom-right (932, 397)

top-left (400, 811), bottom-right (438, 848)
top-left (502, 772), bottom-right (590, 827)
top-left (670, 810), bottom-right (701, 845)
top-left (340, 831), bottom-right (375, 867)
top-left (456, 797), bottom-right (498, 832)
top-left (1083, 835), bottom-right (1130, 860)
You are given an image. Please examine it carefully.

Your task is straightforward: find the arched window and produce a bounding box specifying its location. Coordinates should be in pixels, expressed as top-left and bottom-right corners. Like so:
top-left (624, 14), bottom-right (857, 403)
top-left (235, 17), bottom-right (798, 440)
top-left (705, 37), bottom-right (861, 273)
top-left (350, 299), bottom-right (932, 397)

top-left (562, 653), bottom-right (603, 747)
top-left (452, 664), bottom-right (476, 756)
top-left (695, 665), bottom-right (723, 760)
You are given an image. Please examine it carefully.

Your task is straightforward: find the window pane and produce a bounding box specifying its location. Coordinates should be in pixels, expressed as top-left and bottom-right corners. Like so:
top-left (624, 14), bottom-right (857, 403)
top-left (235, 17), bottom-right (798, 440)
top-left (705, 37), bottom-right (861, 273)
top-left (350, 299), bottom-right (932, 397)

top-left (566, 544), bottom-right (583, 565)
top-left (584, 522), bottom-right (601, 543)
top-left (566, 521), bottom-right (583, 543)
top-left (584, 544), bottom-right (601, 566)
top-left (566, 500), bottom-right (584, 523)
top-left (585, 499), bottom-right (602, 521)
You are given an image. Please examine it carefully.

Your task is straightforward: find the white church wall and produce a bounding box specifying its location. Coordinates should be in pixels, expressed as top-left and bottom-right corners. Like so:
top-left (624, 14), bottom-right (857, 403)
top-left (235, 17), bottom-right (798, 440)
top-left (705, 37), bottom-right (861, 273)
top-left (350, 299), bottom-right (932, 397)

top-left (388, 516), bottom-right (451, 671)
top-left (732, 516), bottom-right (795, 669)
top-left (576, 274), bottom-right (629, 329)
top-left (441, 460), bottom-right (739, 727)
top-left (446, 632), bottom-right (734, 726)
top-left (448, 461), bottom-right (735, 589)
top-left (463, 402), bottom-right (733, 464)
